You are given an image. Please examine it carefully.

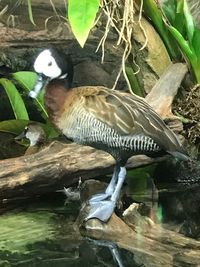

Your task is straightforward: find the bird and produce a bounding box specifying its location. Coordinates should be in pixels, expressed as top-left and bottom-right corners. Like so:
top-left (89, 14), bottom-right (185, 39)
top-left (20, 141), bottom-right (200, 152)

top-left (29, 48), bottom-right (189, 222)
top-left (15, 122), bottom-right (46, 155)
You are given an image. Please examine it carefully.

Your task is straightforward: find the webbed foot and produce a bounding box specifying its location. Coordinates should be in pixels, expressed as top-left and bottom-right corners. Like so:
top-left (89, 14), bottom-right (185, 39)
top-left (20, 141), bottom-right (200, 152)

top-left (85, 200), bottom-right (116, 222)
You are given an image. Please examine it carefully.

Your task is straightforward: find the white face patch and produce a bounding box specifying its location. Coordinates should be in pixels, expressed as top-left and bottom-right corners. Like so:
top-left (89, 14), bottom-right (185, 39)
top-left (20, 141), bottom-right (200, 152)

top-left (34, 49), bottom-right (62, 79)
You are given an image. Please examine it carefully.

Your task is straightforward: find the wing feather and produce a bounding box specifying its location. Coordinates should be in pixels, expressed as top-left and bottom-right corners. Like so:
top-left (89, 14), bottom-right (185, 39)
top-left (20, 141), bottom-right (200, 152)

top-left (74, 86), bottom-right (187, 156)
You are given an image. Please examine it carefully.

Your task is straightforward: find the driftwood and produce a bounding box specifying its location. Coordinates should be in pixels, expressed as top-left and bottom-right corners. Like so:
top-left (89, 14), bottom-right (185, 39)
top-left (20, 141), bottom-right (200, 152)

top-left (76, 179), bottom-right (200, 267)
top-left (0, 142), bottom-right (165, 205)
top-left (78, 202), bottom-right (200, 267)
top-left (0, 63), bottom-right (187, 206)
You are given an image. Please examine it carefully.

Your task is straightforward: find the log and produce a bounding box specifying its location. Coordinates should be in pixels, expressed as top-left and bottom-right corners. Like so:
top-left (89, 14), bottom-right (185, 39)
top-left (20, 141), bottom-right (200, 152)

top-left (78, 201), bottom-right (200, 267)
top-left (0, 62), bottom-right (187, 206)
top-left (145, 63), bottom-right (188, 118)
top-left (0, 141), bottom-right (165, 205)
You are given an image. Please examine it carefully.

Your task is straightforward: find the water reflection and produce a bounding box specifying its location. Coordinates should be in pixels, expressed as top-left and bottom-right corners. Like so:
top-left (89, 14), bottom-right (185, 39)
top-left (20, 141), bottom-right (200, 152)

top-left (154, 159), bottom-right (200, 238)
top-left (0, 195), bottom-right (140, 267)
top-left (0, 158), bottom-right (200, 266)
top-left (81, 238), bottom-right (143, 267)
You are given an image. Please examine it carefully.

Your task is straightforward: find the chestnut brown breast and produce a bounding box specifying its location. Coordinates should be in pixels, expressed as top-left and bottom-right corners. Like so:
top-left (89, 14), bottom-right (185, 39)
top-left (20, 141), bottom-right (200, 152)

top-left (44, 79), bottom-right (75, 126)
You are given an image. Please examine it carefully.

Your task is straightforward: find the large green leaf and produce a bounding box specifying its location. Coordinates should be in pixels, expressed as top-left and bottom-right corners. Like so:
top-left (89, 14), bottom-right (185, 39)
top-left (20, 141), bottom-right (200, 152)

top-left (192, 27), bottom-right (200, 61)
top-left (68, 0), bottom-right (100, 47)
top-left (12, 71), bottom-right (37, 90)
top-left (168, 25), bottom-right (200, 82)
top-left (183, 0), bottom-right (194, 44)
top-left (0, 78), bottom-right (29, 120)
top-left (0, 119), bottom-right (59, 140)
top-left (126, 67), bottom-right (145, 97)
top-left (0, 119), bottom-right (30, 135)
top-left (12, 71), bottom-right (48, 119)
top-left (161, 0), bottom-right (176, 24)
top-left (167, 25), bottom-right (194, 59)
top-left (143, 0), bottom-right (181, 60)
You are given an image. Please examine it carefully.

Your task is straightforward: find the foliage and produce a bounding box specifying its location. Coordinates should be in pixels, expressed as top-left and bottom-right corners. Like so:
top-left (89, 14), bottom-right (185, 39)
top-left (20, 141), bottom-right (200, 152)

top-left (0, 71), bottom-right (57, 139)
top-left (126, 67), bottom-right (145, 97)
top-left (0, 78), bottom-right (29, 120)
top-left (142, 0), bottom-right (200, 83)
top-left (68, 0), bottom-right (100, 47)
top-left (27, 0), bottom-right (100, 48)
top-left (12, 72), bottom-right (48, 119)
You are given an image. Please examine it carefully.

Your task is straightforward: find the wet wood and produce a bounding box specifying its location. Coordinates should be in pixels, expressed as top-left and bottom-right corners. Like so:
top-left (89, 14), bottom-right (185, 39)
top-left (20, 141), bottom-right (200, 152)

top-left (79, 211), bottom-right (200, 267)
top-left (0, 140), bottom-right (165, 206)
top-left (78, 185), bottom-right (200, 267)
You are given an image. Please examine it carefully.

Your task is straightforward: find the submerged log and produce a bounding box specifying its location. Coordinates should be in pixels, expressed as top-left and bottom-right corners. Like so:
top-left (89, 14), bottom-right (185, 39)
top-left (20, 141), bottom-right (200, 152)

top-left (0, 63), bottom-right (187, 206)
top-left (79, 202), bottom-right (200, 267)
top-left (78, 180), bottom-right (200, 267)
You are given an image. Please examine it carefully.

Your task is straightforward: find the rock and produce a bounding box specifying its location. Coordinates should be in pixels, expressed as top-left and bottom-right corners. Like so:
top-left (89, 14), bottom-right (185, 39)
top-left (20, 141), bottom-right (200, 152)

top-left (79, 212), bottom-right (134, 242)
top-left (132, 16), bottom-right (171, 94)
top-left (123, 203), bottom-right (154, 232)
top-left (80, 179), bottom-right (107, 203)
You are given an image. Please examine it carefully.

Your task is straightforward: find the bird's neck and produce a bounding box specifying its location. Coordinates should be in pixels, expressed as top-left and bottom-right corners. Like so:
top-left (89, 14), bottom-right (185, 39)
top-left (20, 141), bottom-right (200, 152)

top-left (44, 79), bottom-right (73, 126)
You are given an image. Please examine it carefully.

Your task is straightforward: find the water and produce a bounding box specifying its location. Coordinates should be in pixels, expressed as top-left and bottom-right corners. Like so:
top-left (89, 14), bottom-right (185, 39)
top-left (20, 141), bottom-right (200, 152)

top-left (0, 195), bottom-right (139, 267)
top-left (0, 175), bottom-right (200, 267)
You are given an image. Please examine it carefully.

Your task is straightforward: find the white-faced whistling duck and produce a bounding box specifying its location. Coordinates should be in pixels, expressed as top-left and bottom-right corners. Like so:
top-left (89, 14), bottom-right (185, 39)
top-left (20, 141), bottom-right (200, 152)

top-left (15, 123), bottom-right (46, 155)
top-left (29, 49), bottom-right (190, 222)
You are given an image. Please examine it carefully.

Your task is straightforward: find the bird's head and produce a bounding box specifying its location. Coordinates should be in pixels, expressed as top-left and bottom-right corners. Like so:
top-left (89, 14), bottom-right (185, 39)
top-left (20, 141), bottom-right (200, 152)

top-left (29, 48), bottom-right (73, 98)
top-left (15, 123), bottom-right (46, 146)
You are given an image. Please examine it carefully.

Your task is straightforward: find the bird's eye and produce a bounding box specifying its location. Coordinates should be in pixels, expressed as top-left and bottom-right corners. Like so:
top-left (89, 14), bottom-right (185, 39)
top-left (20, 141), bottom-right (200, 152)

top-left (48, 61), bottom-right (52, 66)
top-left (24, 126), bottom-right (28, 134)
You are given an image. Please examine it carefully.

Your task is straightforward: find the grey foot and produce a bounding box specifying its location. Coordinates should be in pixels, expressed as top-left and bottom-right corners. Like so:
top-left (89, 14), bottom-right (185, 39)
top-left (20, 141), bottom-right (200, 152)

top-left (85, 200), bottom-right (116, 222)
top-left (89, 192), bottom-right (111, 203)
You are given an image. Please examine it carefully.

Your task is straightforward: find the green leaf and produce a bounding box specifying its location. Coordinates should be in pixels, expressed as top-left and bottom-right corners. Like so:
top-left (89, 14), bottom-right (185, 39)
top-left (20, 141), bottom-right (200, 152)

top-left (167, 25), bottom-right (200, 82)
top-left (143, 0), bottom-right (181, 60)
top-left (12, 71), bottom-right (48, 119)
top-left (174, 111), bottom-right (189, 123)
top-left (183, 0), bottom-right (194, 44)
top-left (0, 78), bottom-right (29, 120)
top-left (27, 0), bottom-right (36, 26)
top-left (68, 0), bottom-right (100, 47)
top-left (161, 0), bottom-right (176, 24)
top-left (126, 67), bottom-right (145, 97)
top-left (177, 0), bottom-right (184, 13)
top-left (0, 119), bottom-right (59, 141)
top-left (42, 122), bottom-right (60, 139)
top-left (173, 13), bottom-right (186, 36)
top-left (167, 25), bottom-right (194, 59)
top-left (192, 27), bottom-right (200, 61)
top-left (12, 71), bottom-right (37, 90)
top-left (0, 119), bottom-right (30, 135)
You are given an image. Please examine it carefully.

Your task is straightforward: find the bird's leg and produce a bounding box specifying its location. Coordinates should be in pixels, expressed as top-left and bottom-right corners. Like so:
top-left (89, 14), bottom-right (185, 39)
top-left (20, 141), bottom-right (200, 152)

top-left (87, 239), bottom-right (124, 267)
top-left (110, 167), bottom-right (126, 202)
top-left (86, 167), bottom-right (126, 222)
top-left (89, 165), bottom-right (120, 203)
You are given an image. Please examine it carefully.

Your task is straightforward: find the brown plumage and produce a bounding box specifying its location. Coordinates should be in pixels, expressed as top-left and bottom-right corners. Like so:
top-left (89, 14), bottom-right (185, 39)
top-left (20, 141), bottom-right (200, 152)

top-left (45, 83), bottom-right (187, 162)
top-left (29, 48), bottom-right (189, 222)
